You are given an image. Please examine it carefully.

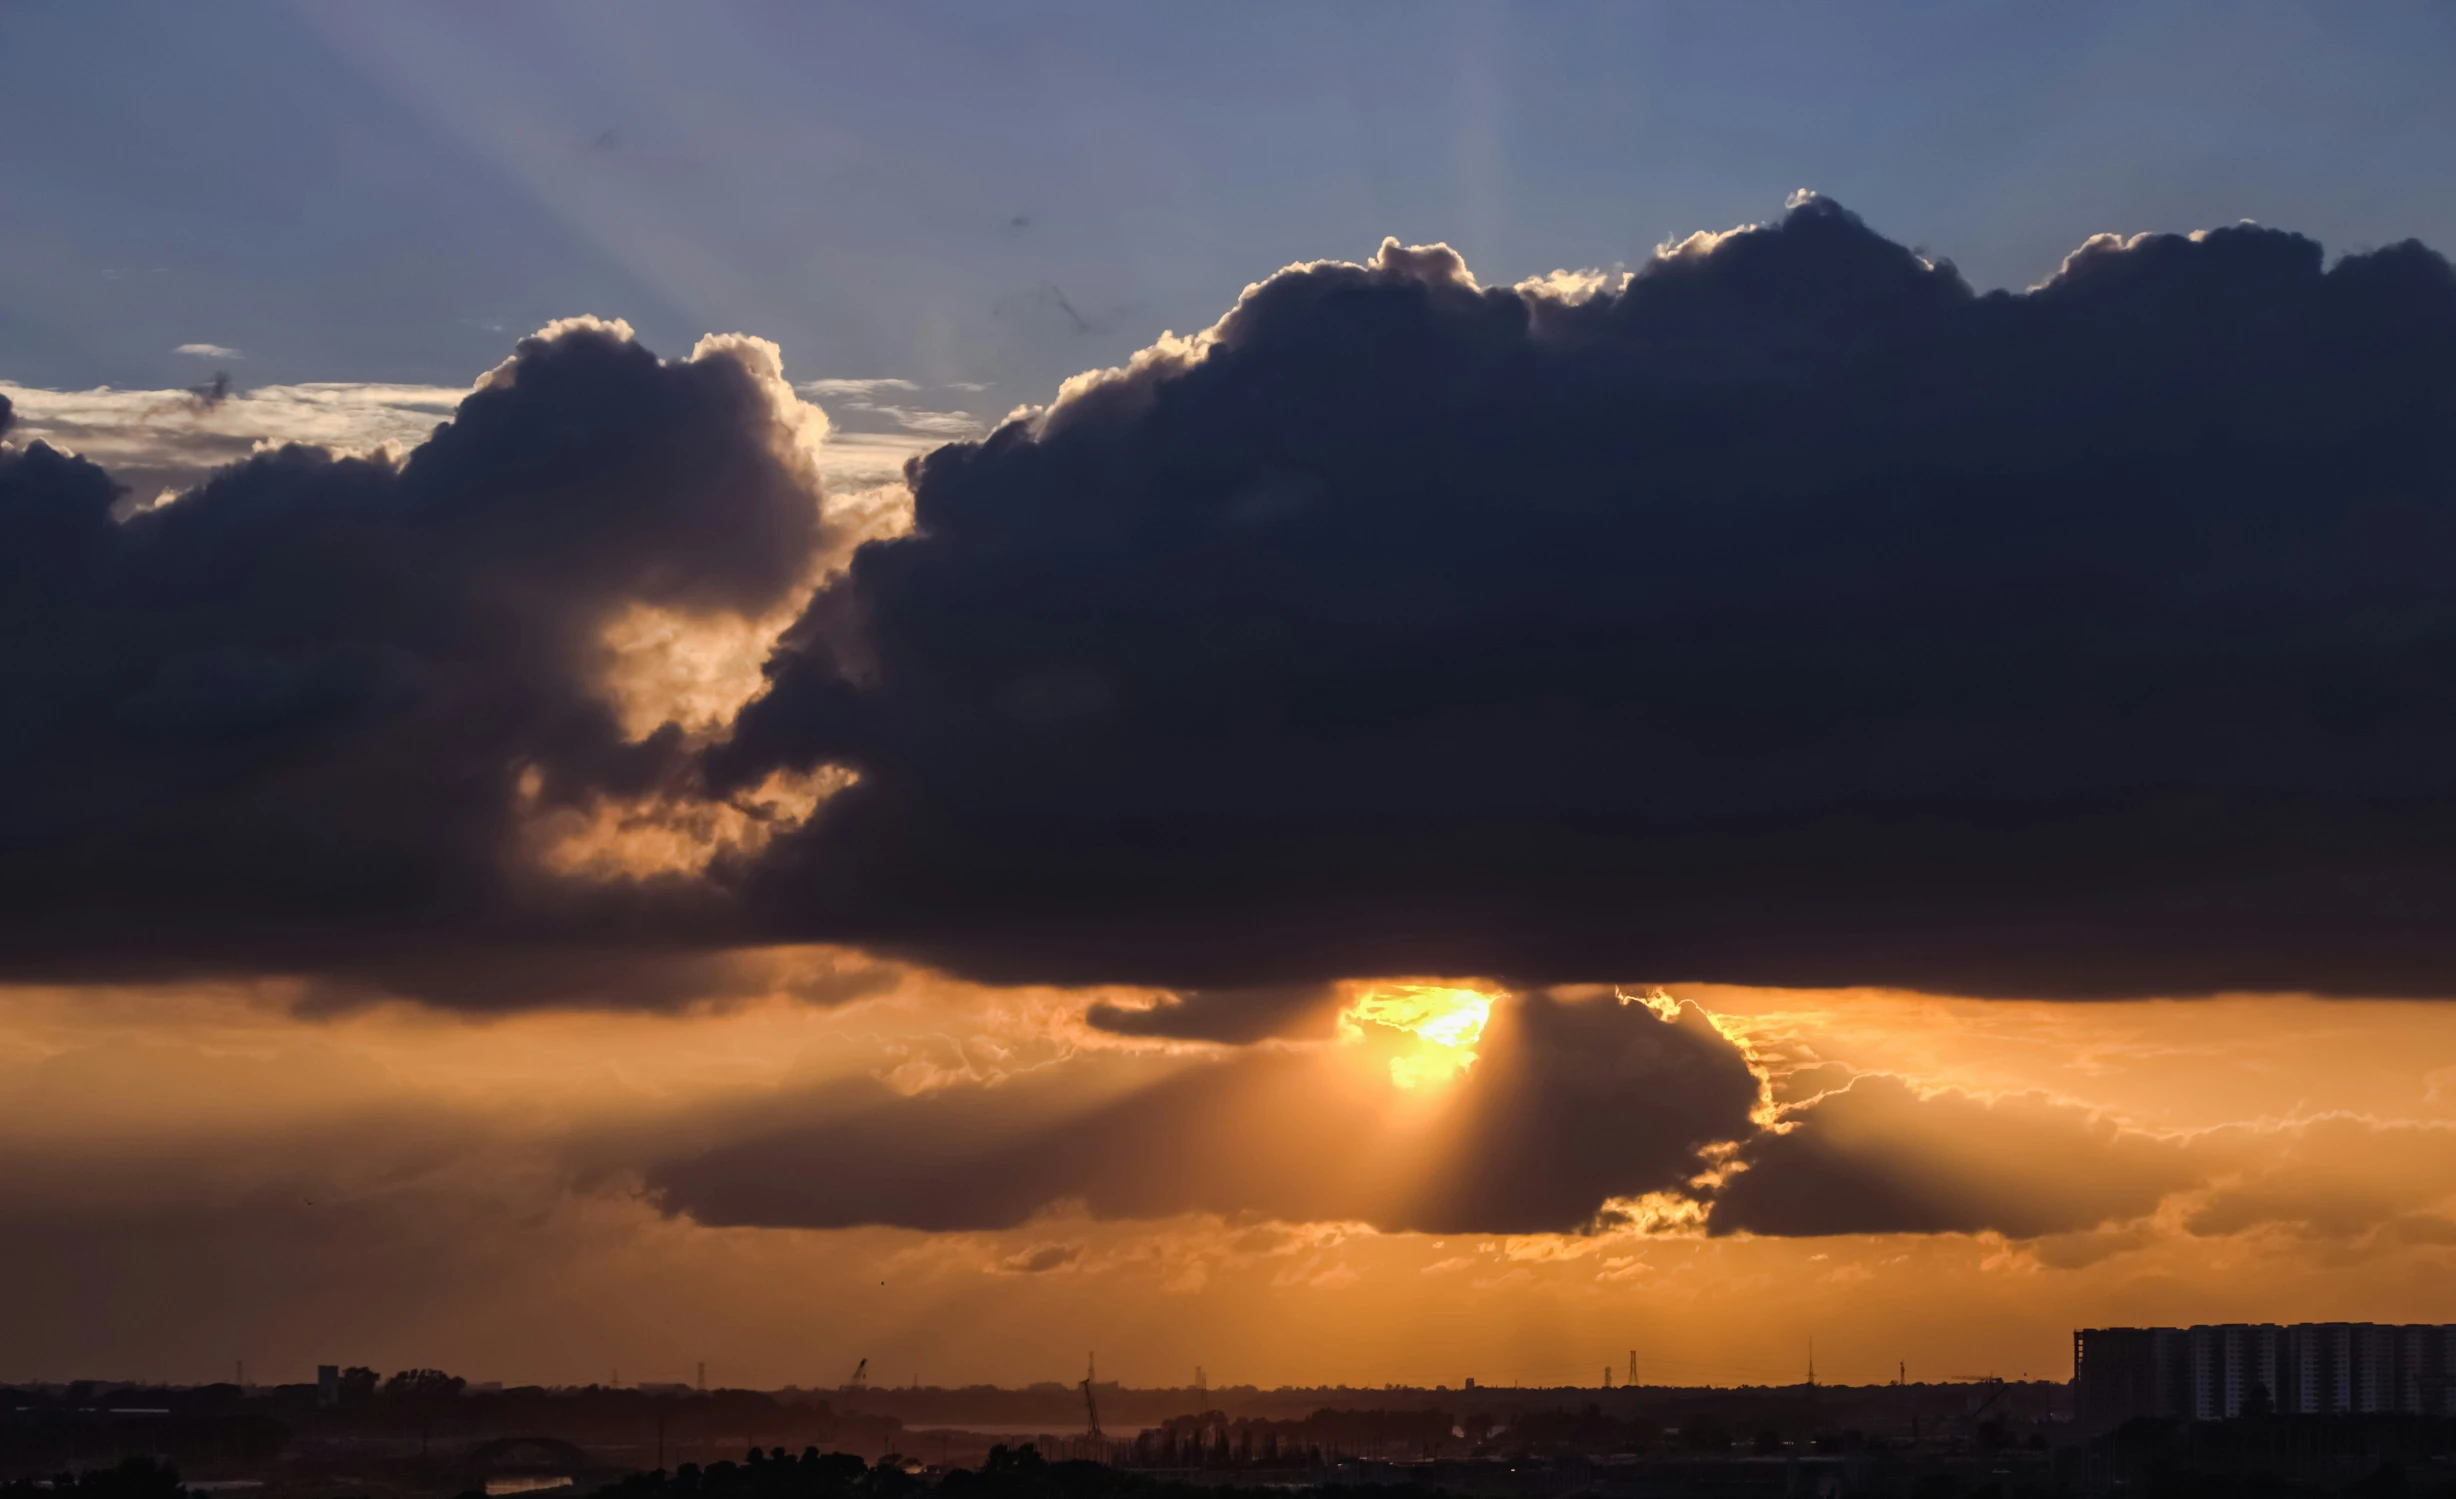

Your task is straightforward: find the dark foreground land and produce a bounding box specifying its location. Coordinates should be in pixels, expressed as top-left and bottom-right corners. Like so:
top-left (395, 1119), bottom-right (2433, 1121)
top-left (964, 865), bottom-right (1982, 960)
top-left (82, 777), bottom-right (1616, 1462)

top-left (10, 1373), bottom-right (2456, 1496)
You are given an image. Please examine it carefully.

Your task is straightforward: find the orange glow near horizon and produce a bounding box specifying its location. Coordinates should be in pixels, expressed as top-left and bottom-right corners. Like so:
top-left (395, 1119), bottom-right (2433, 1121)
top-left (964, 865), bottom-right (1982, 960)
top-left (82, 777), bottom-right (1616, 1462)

top-left (17, 976), bottom-right (2456, 1387)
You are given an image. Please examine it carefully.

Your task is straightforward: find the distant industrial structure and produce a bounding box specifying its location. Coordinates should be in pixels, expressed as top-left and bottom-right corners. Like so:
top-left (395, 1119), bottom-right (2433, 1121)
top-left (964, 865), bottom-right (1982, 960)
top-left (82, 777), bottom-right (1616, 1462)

top-left (1079, 1354), bottom-right (1102, 1442)
top-left (2077, 1324), bottom-right (2456, 1430)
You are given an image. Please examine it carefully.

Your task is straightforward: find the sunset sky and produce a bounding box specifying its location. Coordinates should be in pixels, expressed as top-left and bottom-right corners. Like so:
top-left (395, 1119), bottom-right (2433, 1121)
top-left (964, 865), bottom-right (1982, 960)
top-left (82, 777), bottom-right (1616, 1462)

top-left (9, 2), bottom-right (2456, 1394)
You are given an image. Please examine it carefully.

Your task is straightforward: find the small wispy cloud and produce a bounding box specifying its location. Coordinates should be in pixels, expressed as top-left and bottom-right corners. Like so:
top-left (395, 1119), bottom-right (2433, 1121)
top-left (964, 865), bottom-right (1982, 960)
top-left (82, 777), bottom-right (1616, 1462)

top-left (797, 377), bottom-right (920, 398)
top-left (861, 405), bottom-right (984, 438)
top-left (175, 343), bottom-right (242, 360)
top-left (796, 377), bottom-right (988, 440)
top-left (996, 1242), bottom-right (1084, 1275)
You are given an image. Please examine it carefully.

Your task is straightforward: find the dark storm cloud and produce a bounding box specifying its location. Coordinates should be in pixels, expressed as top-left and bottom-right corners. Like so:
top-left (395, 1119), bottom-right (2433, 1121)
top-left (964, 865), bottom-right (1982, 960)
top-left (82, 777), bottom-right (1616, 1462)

top-left (714, 197), bottom-right (2456, 1000)
top-left (13, 197), bottom-right (2456, 1015)
top-left (0, 322), bottom-right (830, 1003)
top-left (647, 989), bottom-right (1762, 1234)
top-left (1709, 1074), bottom-right (2202, 1238)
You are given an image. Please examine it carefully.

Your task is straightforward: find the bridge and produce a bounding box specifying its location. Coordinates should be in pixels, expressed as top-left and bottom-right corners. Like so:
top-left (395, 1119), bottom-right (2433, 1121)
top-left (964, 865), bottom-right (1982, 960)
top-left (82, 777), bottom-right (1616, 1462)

top-left (463, 1436), bottom-right (597, 1476)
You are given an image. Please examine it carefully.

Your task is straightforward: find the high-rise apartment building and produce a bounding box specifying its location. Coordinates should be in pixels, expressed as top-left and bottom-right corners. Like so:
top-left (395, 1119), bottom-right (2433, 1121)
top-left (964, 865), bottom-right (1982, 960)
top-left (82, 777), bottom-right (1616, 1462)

top-left (2076, 1324), bottom-right (2456, 1432)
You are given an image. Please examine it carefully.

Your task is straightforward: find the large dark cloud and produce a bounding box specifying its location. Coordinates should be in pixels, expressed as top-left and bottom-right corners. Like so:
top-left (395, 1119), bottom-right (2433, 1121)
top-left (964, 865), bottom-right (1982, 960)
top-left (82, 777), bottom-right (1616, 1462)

top-left (0, 323), bottom-right (830, 1003)
top-left (714, 198), bottom-right (2456, 999)
top-left (647, 988), bottom-right (1761, 1234)
top-left (12, 199), bottom-right (2456, 1012)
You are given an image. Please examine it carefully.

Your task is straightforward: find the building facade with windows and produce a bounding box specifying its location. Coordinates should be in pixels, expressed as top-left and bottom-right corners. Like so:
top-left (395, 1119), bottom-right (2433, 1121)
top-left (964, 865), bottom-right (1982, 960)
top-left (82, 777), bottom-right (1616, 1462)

top-left (2076, 1324), bottom-right (2456, 1431)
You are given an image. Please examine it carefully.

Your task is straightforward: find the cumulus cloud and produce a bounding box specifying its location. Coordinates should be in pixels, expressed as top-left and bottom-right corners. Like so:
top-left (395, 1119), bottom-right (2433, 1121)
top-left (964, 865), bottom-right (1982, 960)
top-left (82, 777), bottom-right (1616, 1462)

top-left (647, 988), bottom-right (1763, 1235)
top-left (711, 198), bottom-right (2456, 1002)
top-left (0, 321), bottom-right (841, 1004)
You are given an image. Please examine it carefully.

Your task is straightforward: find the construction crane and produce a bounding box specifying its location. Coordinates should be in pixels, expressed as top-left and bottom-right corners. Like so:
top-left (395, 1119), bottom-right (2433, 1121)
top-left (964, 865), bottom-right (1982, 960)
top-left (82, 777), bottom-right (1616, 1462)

top-left (1945, 1375), bottom-right (2010, 1435)
top-left (846, 1358), bottom-right (868, 1391)
top-left (1080, 1354), bottom-right (1103, 1441)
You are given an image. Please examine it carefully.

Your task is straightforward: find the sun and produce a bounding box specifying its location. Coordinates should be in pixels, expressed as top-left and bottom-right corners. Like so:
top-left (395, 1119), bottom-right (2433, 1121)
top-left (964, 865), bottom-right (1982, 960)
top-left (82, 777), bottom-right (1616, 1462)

top-left (1341, 985), bottom-right (1495, 1088)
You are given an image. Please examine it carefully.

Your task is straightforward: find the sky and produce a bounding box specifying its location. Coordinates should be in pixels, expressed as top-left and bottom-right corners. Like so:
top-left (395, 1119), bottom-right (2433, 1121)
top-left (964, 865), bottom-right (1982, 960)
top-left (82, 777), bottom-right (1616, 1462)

top-left (7, 0), bottom-right (2456, 1391)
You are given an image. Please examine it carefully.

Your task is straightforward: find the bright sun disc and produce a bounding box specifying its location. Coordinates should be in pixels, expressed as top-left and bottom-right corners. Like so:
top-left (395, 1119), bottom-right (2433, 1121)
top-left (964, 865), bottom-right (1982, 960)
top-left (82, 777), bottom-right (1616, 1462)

top-left (1342, 986), bottom-right (1494, 1087)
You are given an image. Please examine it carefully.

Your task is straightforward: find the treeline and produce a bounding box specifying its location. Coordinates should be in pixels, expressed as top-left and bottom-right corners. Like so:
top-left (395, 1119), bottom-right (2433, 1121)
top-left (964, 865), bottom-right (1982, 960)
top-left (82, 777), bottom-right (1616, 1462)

top-left (0, 1376), bottom-right (902, 1479)
top-left (0, 1456), bottom-right (186, 1499)
top-left (591, 1445), bottom-right (1458, 1499)
top-left (1134, 1408), bottom-right (1461, 1465)
top-left (4, 1375), bottom-right (898, 1446)
top-left (311, 1373), bottom-right (897, 1448)
top-left (590, 1446), bottom-right (919, 1499)
top-left (0, 1392), bottom-right (288, 1479)
top-left (827, 1379), bottom-right (2068, 1430)
top-left (1126, 1402), bottom-right (2019, 1466)
top-left (2090, 1410), bottom-right (2456, 1492)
